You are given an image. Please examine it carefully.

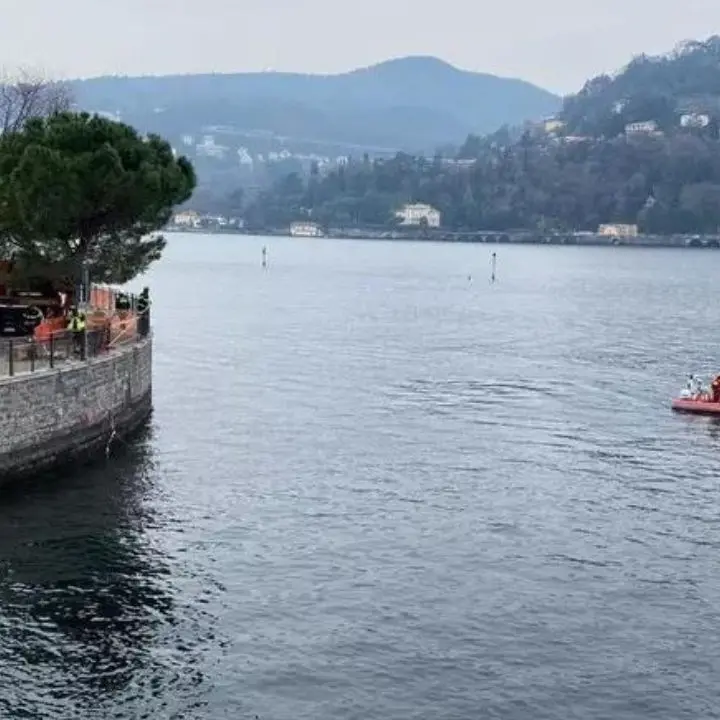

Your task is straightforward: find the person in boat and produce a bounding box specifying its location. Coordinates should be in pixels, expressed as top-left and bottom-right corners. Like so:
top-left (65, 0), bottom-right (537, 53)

top-left (681, 375), bottom-right (695, 398)
top-left (693, 375), bottom-right (705, 398)
top-left (711, 375), bottom-right (720, 403)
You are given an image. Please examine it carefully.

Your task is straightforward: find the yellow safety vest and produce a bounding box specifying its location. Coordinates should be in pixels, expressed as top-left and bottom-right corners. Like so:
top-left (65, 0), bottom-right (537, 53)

top-left (68, 315), bottom-right (86, 332)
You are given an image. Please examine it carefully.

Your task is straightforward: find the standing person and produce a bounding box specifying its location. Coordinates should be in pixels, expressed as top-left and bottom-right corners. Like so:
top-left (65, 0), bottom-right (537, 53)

top-left (137, 287), bottom-right (151, 337)
top-left (67, 307), bottom-right (87, 358)
top-left (693, 375), bottom-right (704, 398)
top-left (711, 374), bottom-right (720, 403)
top-left (681, 375), bottom-right (695, 398)
top-left (115, 292), bottom-right (131, 313)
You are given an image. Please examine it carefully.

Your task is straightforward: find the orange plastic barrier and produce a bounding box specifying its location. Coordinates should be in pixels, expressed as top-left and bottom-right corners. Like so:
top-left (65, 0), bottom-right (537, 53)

top-left (90, 286), bottom-right (115, 312)
top-left (33, 317), bottom-right (65, 341)
top-left (86, 309), bottom-right (109, 330)
top-left (33, 322), bottom-right (52, 342)
top-left (109, 313), bottom-right (138, 344)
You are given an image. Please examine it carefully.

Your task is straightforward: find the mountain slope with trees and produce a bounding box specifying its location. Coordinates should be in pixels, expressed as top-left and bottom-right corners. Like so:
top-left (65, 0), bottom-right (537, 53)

top-left (243, 37), bottom-right (720, 236)
top-left (560, 36), bottom-right (720, 137)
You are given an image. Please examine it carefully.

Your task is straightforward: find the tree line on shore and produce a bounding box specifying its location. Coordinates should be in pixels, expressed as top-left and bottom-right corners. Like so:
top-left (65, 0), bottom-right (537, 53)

top-left (238, 131), bottom-right (720, 236)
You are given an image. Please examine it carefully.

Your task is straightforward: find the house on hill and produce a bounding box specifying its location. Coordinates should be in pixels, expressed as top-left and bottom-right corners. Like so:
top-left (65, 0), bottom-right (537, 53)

top-left (290, 221), bottom-right (323, 237)
top-left (680, 112), bottom-right (710, 128)
top-left (173, 210), bottom-right (201, 227)
top-left (598, 223), bottom-right (638, 237)
top-left (395, 203), bottom-right (441, 228)
top-left (625, 120), bottom-right (661, 136)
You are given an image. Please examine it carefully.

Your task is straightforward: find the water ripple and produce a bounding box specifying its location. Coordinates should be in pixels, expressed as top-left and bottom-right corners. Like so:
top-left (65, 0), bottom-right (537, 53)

top-left (3, 238), bottom-right (720, 718)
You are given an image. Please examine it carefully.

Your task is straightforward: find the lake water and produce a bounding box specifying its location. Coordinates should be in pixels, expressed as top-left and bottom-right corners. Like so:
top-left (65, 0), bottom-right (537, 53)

top-left (2, 234), bottom-right (720, 719)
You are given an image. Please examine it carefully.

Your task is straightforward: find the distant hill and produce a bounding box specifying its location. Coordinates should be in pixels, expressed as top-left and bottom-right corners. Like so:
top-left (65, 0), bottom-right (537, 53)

top-left (69, 57), bottom-right (559, 155)
top-left (560, 36), bottom-right (720, 137)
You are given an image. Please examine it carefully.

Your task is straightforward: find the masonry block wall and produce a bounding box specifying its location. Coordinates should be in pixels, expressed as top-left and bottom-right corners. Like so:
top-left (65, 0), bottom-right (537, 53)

top-left (0, 338), bottom-right (152, 483)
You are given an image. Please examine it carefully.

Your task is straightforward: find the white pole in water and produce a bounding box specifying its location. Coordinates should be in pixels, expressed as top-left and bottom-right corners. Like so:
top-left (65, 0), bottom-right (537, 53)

top-left (262, 246), bottom-right (267, 269)
top-left (491, 251), bottom-right (497, 283)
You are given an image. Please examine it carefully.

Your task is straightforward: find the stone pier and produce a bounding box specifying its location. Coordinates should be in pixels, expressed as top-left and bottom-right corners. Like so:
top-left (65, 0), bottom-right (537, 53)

top-left (0, 337), bottom-right (152, 484)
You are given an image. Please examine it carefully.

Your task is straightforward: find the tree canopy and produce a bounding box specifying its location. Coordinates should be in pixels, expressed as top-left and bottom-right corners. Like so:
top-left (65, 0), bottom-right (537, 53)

top-left (241, 129), bottom-right (720, 235)
top-left (0, 111), bottom-right (196, 283)
top-left (560, 36), bottom-right (720, 137)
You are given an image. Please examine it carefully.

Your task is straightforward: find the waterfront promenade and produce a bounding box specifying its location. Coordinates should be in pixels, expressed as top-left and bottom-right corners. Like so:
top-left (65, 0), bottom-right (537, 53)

top-left (0, 292), bottom-right (150, 379)
top-left (323, 228), bottom-right (720, 247)
top-left (172, 225), bottom-right (720, 248)
top-left (0, 288), bottom-right (153, 483)
top-left (0, 326), bottom-right (144, 378)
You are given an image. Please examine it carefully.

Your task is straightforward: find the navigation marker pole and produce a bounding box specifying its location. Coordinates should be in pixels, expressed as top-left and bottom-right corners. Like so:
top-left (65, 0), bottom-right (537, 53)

top-left (491, 252), bottom-right (497, 283)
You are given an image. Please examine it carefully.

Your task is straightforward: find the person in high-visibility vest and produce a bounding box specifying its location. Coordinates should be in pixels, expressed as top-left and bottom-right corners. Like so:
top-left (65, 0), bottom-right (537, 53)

top-left (67, 307), bottom-right (87, 357)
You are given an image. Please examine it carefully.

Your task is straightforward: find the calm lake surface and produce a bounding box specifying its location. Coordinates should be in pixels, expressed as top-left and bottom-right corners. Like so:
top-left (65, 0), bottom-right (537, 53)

top-left (2, 234), bottom-right (720, 719)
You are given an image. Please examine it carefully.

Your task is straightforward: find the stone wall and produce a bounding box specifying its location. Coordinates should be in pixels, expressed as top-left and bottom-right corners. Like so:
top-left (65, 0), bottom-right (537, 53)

top-left (0, 338), bottom-right (152, 484)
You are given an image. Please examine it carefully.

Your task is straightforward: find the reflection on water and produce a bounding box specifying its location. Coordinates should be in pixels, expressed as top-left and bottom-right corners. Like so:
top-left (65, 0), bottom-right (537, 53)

top-left (0, 428), bottom-right (211, 719)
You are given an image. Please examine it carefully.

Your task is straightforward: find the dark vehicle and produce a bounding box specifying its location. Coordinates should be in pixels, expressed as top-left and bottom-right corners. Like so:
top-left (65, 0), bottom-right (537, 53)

top-left (0, 259), bottom-right (70, 337)
top-left (0, 303), bottom-right (44, 337)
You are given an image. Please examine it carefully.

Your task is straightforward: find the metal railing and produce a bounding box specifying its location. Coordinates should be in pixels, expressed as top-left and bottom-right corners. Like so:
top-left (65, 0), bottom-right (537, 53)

top-left (0, 326), bottom-right (144, 379)
top-left (0, 291), bottom-right (151, 379)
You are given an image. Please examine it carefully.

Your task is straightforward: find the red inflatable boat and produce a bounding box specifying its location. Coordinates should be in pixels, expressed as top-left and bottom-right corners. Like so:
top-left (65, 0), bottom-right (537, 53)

top-left (671, 397), bottom-right (720, 415)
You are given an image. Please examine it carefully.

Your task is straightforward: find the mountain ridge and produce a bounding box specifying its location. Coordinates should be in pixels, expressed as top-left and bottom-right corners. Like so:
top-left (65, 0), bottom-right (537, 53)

top-left (69, 56), bottom-right (560, 153)
top-left (69, 55), bottom-right (537, 85)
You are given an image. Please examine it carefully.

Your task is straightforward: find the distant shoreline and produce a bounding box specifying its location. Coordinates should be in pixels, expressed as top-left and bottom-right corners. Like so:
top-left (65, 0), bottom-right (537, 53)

top-left (165, 226), bottom-right (720, 248)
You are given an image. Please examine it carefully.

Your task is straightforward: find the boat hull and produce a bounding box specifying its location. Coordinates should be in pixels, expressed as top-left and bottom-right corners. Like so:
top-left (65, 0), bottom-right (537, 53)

top-left (671, 398), bottom-right (720, 415)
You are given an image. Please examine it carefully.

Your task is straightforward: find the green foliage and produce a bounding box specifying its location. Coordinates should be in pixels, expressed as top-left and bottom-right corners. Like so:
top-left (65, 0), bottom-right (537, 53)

top-left (245, 132), bottom-right (720, 235)
top-left (560, 36), bottom-right (720, 137)
top-left (0, 111), bottom-right (196, 283)
top-left (244, 38), bottom-right (720, 236)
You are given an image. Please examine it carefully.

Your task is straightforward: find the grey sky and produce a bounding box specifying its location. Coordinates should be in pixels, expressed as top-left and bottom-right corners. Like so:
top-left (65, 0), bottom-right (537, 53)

top-left (1, 0), bottom-right (719, 94)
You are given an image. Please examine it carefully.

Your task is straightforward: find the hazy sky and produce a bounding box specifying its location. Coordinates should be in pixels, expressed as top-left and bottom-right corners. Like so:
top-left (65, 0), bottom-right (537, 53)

top-left (1, 0), bottom-right (719, 94)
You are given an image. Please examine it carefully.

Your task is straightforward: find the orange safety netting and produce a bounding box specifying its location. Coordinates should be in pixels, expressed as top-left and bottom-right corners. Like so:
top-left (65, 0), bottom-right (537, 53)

top-left (89, 286), bottom-right (116, 311)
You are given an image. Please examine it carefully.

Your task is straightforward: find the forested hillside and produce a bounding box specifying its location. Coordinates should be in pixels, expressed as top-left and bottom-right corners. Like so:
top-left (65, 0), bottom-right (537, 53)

top-left (243, 38), bottom-right (720, 235)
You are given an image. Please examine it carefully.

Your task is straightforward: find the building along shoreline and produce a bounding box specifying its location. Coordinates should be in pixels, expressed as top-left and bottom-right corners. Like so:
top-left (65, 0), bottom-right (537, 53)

top-left (166, 225), bottom-right (720, 248)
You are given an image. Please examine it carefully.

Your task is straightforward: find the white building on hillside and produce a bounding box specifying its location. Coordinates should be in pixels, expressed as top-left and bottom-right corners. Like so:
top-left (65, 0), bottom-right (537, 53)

top-left (598, 223), bottom-right (638, 237)
top-left (195, 135), bottom-right (227, 158)
top-left (396, 203), bottom-right (441, 228)
top-left (290, 221), bottom-right (323, 237)
top-left (625, 120), bottom-right (660, 135)
top-left (173, 210), bottom-right (201, 228)
top-left (237, 147), bottom-right (254, 165)
top-left (543, 118), bottom-right (566, 134)
top-left (680, 113), bottom-right (710, 128)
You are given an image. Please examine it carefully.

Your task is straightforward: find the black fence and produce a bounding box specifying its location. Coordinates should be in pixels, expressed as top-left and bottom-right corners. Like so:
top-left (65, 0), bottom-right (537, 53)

top-left (0, 296), bottom-right (151, 379)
